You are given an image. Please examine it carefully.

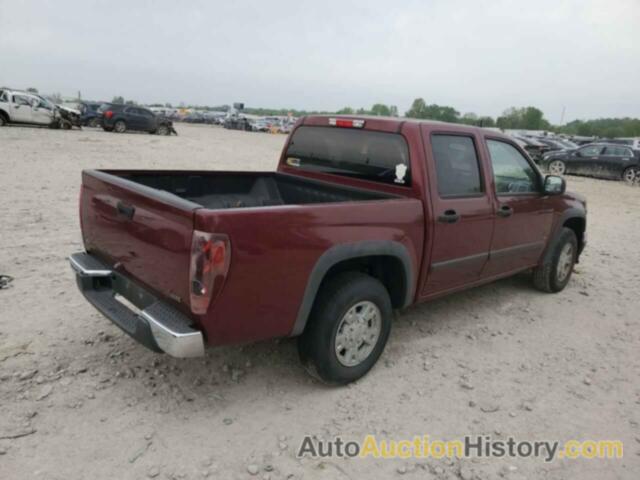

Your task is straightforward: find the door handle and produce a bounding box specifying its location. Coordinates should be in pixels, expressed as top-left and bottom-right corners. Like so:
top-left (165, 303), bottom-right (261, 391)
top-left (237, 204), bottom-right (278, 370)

top-left (116, 201), bottom-right (135, 219)
top-left (496, 205), bottom-right (513, 217)
top-left (438, 209), bottom-right (460, 224)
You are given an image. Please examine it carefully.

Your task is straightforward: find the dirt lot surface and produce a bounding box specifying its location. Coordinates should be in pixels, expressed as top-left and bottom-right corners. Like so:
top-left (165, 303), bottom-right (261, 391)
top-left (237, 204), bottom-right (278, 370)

top-left (1, 123), bottom-right (639, 480)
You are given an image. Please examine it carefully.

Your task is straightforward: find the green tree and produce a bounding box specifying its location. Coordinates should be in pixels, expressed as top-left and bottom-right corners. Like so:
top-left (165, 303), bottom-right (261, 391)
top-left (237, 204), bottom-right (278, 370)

top-left (370, 104), bottom-right (392, 116)
top-left (336, 107), bottom-right (354, 114)
top-left (405, 98), bottom-right (428, 118)
top-left (496, 106), bottom-right (550, 130)
top-left (460, 112), bottom-right (479, 125)
top-left (405, 99), bottom-right (460, 122)
top-left (112, 96), bottom-right (125, 104)
top-left (478, 116), bottom-right (496, 127)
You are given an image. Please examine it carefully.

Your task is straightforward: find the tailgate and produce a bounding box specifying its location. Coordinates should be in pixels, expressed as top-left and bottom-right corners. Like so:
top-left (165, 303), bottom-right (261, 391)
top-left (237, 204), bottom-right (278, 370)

top-left (80, 170), bottom-right (200, 311)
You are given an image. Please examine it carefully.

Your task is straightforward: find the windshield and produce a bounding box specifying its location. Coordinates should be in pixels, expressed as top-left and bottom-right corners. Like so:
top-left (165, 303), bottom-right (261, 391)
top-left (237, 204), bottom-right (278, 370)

top-left (285, 126), bottom-right (411, 186)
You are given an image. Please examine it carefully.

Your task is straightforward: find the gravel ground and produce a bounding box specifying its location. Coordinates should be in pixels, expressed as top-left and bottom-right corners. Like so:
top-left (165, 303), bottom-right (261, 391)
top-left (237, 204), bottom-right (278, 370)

top-left (0, 123), bottom-right (639, 480)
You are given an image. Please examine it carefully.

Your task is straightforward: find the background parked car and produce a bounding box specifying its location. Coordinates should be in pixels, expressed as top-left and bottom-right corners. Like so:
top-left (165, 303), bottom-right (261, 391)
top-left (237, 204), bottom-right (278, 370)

top-left (540, 143), bottom-right (639, 183)
top-left (78, 101), bottom-right (103, 127)
top-left (601, 137), bottom-right (640, 150)
top-left (510, 135), bottom-right (550, 163)
top-left (0, 88), bottom-right (58, 127)
top-left (102, 105), bottom-right (176, 135)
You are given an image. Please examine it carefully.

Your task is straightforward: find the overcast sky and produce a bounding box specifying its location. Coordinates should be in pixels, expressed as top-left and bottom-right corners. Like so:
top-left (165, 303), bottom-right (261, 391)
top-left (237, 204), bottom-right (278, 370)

top-left (1, 0), bottom-right (638, 122)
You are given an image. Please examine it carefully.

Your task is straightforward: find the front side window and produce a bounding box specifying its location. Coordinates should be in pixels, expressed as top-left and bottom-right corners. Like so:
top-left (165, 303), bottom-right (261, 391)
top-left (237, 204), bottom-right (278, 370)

top-left (579, 145), bottom-right (603, 157)
top-left (431, 135), bottom-right (483, 197)
top-left (486, 139), bottom-right (540, 194)
top-left (285, 126), bottom-right (411, 185)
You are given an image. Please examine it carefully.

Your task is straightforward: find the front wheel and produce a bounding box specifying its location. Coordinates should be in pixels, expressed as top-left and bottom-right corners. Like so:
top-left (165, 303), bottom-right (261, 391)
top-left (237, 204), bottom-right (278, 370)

top-left (298, 272), bottom-right (392, 384)
top-left (532, 227), bottom-right (578, 293)
top-left (156, 125), bottom-right (170, 136)
top-left (0, 115), bottom-right (7, 127)
top-left (548, 160), bottom-right (566, 175)
top-left (88, 117), bottom-right (99, 128)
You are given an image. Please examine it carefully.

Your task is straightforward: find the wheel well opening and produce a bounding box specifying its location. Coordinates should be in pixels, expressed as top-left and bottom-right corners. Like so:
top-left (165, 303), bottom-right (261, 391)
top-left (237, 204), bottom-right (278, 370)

top-left (563, 217), bottom-right (585, 253)
top-left (320, 255), bottom-right (407, 309)
top-left (0, 109), bottom-right (9, 121)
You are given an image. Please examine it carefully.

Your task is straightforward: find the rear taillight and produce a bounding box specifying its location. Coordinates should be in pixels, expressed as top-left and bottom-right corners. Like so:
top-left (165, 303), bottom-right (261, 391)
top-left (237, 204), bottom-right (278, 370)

top-left (104, 110), bottom-right (114, 119)
top-left (189, 230), bottom-right (230, 315)
top-left (329, 118), bottom-right (365, 128)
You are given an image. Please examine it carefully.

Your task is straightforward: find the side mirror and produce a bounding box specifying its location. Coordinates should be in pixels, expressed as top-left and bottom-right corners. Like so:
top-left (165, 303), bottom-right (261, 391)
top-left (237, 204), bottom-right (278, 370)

top-left (544, 175), bottom-right (566, 195)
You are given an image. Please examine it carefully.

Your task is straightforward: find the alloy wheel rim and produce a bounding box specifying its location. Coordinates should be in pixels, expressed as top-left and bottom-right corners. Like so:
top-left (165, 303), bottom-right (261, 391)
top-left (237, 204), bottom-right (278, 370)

top-left (623, 168), bottom-right (636, 184)
top-left (549, 161), bottom-right (565, 175)
top-left (334, 301), bottom-right (381, 367)
top-left (116, 122), bottom-right (125, 132)
top-left (556, 243), bottom-right (574, 283)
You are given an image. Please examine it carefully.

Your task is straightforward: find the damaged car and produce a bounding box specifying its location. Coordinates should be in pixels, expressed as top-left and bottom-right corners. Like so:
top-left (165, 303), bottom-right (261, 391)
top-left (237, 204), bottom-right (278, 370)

top-left (0, 88), bottom-right (58, 127)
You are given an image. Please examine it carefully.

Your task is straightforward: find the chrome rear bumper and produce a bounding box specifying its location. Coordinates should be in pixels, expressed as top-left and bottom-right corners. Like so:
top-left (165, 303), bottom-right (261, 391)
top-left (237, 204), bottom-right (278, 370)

top-left (69, 252), bottom-right (204, 358)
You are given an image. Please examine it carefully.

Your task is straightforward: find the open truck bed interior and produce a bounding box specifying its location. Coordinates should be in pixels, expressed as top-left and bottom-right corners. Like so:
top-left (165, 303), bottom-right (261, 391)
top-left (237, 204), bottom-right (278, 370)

top-left (114, 171), bottom-right (396, 209)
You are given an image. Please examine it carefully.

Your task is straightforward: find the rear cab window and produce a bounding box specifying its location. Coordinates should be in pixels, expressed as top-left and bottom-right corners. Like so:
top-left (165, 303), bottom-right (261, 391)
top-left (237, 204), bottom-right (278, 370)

top-left (285, 126), bottom-right (411, 186)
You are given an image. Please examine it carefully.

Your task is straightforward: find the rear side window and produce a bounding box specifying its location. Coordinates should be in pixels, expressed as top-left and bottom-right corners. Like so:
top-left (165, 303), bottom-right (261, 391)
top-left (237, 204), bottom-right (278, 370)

top-left (605, 146), bottom-right (633, 157)
top-left (431, 135), bottom-right (483, 197)
top-left (486, 140), bottom-right (540, 194)
top-left (285, 126), bottom-right (411, 185)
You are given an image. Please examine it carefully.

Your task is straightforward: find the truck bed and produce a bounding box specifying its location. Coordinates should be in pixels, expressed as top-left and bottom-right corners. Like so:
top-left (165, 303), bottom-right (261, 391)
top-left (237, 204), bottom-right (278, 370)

top-left (79, 169), bottom-right (423, 346)
top-left (118, 171), bottom-right (396, 209)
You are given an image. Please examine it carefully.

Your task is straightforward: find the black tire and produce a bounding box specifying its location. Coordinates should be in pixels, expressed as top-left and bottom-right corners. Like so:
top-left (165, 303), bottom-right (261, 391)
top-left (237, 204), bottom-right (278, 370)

top-left (0, 114), bottom-right (7, 126)
top-left (532, 227), bottom-right (578, 293)
top-left (622, 167), bottom-right (636, 185)
top-left (88, 117), bottom-right (99, 128)
top-left (114, 120), bottom-right (127, 133)
top-left (156, 125), bottom-right (170, 136)
top-left (297, 272), bottom-right (392, 384)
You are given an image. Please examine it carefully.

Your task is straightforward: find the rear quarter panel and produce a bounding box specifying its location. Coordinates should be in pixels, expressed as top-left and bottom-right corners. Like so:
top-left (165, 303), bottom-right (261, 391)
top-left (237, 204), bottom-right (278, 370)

top-left (195, 198), bottom-right (424, 345)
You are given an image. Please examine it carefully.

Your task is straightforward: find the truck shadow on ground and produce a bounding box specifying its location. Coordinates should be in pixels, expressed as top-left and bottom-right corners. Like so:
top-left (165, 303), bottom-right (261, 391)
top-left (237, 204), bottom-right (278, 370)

top-left (71, 271), bottom-right (541, 412)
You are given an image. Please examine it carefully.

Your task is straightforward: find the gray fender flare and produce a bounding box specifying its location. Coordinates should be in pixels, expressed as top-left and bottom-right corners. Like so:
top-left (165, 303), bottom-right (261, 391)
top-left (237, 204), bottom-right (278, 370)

top-left (547, 208), bottom-right (586, 258)
top-left (289, 240), bottom-right (414, 337)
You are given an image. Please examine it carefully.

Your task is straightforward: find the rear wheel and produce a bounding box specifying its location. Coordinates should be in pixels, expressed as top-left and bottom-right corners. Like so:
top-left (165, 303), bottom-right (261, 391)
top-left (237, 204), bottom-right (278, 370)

top-left (548, 160), bottom-right (566, 175)
top-left (532, 227), bottom-right (577, 293)
top-left (88, 117), bottom-right (99, 128)
top-left (0, 114), bottom-right (7, 127)
top-left (114, 120), bottom-right (127, 133)
top-left (298, 272), bottom-right (392, 384)
top-left (622, 167), bottom-right (636, 185)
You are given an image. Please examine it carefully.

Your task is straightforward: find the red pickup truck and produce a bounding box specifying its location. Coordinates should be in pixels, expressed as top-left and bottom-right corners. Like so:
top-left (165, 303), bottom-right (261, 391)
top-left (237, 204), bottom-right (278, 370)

top-left (70, 116), bottom-right (587, 384)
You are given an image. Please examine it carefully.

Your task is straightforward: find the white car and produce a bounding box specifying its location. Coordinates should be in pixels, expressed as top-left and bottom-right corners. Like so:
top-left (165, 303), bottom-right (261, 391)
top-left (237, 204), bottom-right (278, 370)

top-left (0, 88), bottom-right (58, 127)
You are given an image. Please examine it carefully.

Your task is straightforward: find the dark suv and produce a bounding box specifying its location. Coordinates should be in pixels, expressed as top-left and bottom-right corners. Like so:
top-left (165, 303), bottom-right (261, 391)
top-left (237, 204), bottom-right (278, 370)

top-left (102, 105), bottom-right (176, 135)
